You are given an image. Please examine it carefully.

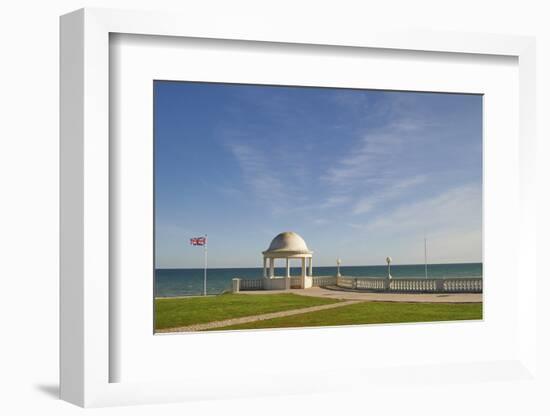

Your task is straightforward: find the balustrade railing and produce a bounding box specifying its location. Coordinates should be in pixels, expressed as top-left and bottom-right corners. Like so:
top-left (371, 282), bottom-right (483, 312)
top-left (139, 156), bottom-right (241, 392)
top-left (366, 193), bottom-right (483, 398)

top-left (234, 276), bottom-right (482, 293)
top-left (356, 278), bottom-right (387, 290)
top-left (312, 276), bottom-right (337, 287)
top-left (336, 277), bottom-right (355, 289)
top-left (389, 279), bottom-right (438, 292)
top-left (334, 276), bottom-right (481, 293)
top-left (238, 278), bottom-right (264, 290)
top-left (443, 278), bottom-right (483, 293)
top-left (264, 278), bottom-right (288, 290)
top-left (290, 277), bottom-right (302, 289)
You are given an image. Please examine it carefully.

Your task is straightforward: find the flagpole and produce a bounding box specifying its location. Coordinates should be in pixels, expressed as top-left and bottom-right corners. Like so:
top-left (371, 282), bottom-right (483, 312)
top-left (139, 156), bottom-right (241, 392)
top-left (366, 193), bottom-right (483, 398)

top-left (203, 234), bottom-right (208, 296)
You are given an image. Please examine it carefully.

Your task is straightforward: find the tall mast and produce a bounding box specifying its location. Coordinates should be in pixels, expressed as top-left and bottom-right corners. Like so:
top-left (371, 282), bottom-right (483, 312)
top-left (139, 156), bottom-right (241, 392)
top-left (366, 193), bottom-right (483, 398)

top-left (424, 237), bottom-right (428, 279)
top-left (203, 234), bottom-right (208, 296)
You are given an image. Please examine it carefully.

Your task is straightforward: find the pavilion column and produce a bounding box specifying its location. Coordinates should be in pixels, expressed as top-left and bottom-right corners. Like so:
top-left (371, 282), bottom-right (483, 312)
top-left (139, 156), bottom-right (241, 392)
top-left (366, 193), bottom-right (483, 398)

top-left (301, 257), bottom-right (306, 289)
top-left (286, 258), bottom-right (290, 278)
top-left (263, 257), bottom-right (267, 278)
top-left (308, 257), bottom-right (313, 277)
top-left (269, 258), bottom-right (275, 278)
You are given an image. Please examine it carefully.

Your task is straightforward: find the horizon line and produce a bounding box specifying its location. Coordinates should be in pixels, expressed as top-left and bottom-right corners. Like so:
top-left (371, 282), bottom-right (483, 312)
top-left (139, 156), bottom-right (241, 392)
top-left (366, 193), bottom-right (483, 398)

top-left (155, 261), bottom-right (482, 270)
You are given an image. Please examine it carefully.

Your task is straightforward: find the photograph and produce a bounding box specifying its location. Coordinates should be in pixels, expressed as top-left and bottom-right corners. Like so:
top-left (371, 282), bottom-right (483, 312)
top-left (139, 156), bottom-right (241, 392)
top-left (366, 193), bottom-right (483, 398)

top-left (153, 81), bottom-right (483, 333)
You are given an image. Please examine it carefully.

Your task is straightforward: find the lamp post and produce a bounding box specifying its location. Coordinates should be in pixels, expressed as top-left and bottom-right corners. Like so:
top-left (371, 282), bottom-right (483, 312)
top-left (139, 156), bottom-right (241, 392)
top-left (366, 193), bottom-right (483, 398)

top-left (336, 258), bottom-right (342, 277)
top-left (386, 256), bottom-right (392, 279)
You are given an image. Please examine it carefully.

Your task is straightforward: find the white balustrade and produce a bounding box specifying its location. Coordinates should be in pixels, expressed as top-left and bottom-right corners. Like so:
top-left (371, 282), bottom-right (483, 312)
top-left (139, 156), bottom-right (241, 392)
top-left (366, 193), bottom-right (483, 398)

top-left (337, 276), bottom-right (482, 293)
top-left (236, 275), bottom-right (482, 293)
top-left (336, 276), bottom-right (355, 288)
top-left (312, 276), bottom-right (337, 287)
top-left (389, 279), bottom-right (438, 292)
top-left (238, 278), bottom-right (264, 291)
top-left (290, 277), bottom-right (302, 288)
top-left (264, 278), bottom-right (287, 290)
top-left (443, 278), bottom-right (483, 293)
top-left (356, 279), bottom-right (386, 290)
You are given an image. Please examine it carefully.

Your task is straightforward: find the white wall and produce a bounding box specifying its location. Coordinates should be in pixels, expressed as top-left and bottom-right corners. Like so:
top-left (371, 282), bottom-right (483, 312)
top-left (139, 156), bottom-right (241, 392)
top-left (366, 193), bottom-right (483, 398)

top-left (0, 1), bottom-right (549, 415)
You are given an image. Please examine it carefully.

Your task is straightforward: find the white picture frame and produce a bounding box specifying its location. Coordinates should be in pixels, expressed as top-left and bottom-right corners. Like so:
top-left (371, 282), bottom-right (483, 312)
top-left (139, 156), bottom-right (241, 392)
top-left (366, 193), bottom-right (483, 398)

top-left (60, 8), bottom-right (538, 408)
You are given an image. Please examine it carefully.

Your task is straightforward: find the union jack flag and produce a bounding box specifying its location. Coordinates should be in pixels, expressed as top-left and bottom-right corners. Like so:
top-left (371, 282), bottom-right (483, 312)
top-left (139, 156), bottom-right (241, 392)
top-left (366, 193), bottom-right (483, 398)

top-left (190, 236), bottom-right (207, 246)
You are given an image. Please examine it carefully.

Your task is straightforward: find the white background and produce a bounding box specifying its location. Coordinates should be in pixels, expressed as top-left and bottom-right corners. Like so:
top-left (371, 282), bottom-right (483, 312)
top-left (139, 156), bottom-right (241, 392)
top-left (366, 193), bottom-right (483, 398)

top-left (1, 1), bottom-right (549, 415)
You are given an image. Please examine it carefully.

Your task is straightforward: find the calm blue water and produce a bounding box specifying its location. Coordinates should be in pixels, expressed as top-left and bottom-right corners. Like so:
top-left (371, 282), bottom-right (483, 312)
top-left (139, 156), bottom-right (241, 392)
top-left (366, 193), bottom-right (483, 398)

top-left (155, 263), bottom-right (482, 297)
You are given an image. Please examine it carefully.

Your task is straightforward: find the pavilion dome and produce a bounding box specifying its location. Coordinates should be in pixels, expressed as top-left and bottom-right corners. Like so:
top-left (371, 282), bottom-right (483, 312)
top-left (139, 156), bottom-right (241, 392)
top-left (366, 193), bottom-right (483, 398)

top-left (263, 231), bottom-right (312, 255)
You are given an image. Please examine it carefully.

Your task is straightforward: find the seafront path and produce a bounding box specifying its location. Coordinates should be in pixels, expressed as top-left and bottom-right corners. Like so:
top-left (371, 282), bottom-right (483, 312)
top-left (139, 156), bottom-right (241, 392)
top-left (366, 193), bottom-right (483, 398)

top-left (240, 287), bottom-right (483, 303)
top-left (156, 299), bottom-right (360, 332)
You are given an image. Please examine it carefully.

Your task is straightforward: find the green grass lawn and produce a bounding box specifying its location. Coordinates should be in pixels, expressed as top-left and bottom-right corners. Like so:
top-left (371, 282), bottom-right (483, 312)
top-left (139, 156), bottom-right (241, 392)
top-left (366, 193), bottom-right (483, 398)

top-left (209, 301), bottom-right (483, 331)
top-left (154, 293), bottom-right (340, 330)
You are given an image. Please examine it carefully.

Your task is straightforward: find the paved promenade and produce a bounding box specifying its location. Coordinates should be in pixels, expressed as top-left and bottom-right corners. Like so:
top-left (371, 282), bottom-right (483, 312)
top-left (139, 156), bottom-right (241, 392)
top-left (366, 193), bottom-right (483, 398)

top-left (239, 286), bottom-right (482, 303)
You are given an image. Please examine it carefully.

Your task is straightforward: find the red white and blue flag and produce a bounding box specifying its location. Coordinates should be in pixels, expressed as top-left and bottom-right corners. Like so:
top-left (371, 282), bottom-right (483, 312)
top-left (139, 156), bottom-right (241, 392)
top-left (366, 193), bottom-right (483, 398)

top-left (190, 236), bottom-right (207, 246)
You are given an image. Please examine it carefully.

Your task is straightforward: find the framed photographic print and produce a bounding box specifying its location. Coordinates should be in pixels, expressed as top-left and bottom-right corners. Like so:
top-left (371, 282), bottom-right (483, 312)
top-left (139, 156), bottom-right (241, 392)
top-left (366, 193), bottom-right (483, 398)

top-left (60, 8), bottom-right (538, 408)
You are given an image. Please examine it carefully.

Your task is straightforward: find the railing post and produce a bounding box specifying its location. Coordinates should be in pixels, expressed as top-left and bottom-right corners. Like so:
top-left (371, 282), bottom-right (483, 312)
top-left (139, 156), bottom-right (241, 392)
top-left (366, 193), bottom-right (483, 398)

top-left (436, 279), bottom-right (445, 292)
top-left (232, 278), bottom-right (241, 293)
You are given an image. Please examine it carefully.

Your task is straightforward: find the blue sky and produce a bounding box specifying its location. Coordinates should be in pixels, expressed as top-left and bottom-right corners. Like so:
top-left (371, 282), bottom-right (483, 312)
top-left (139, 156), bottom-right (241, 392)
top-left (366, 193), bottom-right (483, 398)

top-left (154, 81), bottom-right (482, 268)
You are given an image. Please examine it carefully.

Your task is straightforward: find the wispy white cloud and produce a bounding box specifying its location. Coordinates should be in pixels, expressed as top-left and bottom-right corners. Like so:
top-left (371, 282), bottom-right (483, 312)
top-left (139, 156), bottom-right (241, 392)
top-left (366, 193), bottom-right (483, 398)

top-left (323, 91), bottom-right (440, 189)
top-left (351, 175), bottom-right (427, 215)
top-left (351, 183), bottom-right (482, 235)
top-left (322, 132), bottom-right (400, 186)
top-left (319, 92), bottom-right (443, 223)
top-left (228, 143), bottom-right (287, 205)
top-left (227, 141), bottom-right (313, 216)
top-left (322, 117), bottom-right (433, 189)
top-left (319, 195), bottom-right (352, 209)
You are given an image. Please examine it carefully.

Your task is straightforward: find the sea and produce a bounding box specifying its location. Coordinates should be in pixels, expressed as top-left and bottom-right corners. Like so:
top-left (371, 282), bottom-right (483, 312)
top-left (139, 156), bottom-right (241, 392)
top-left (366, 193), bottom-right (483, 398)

top-left (155, 262), bottom-right (482, 297)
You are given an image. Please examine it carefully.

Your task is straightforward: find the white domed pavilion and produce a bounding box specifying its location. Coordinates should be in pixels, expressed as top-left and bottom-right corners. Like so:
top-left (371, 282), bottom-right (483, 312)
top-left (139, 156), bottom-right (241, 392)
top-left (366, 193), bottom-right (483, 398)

top-left (262, 232), bottom-right (314, 289)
